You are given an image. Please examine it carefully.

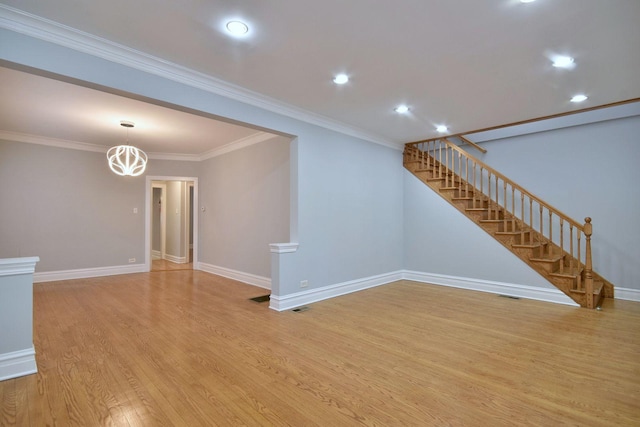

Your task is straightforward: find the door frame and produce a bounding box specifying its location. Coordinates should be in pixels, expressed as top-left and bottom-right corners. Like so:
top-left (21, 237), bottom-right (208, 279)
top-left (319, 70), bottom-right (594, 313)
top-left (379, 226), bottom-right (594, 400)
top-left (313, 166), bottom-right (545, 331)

top-left (145, 176), bottom-right (199, 272)
top-left (151, 182), bottom-right (167, 261)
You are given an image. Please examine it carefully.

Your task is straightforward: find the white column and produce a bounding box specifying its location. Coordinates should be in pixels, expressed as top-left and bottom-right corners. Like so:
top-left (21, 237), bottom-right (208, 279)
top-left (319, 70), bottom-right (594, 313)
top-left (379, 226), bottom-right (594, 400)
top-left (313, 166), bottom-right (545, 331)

top-left (268, 243), bottom-right (299, 311)
top-left (0, 256), bottom-right (39, 381)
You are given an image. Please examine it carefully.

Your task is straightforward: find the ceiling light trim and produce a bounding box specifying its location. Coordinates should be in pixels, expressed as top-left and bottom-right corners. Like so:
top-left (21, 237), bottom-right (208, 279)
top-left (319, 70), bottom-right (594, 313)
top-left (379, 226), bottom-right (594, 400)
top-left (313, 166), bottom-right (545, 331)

top-left (0, 4), bottom-right (400, 150)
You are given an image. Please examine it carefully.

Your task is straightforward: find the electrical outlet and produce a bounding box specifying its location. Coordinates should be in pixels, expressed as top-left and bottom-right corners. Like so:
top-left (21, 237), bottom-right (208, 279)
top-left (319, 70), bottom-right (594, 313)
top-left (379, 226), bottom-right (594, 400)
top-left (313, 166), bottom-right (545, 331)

top-left (300, 280), bottom-right (309, 288)
top-left (129, 258), bottom-right (136, 263)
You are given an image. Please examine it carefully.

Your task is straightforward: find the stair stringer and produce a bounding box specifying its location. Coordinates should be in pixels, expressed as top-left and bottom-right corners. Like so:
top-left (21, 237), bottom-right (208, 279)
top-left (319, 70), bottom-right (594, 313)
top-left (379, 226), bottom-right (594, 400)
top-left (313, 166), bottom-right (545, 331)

top-left (404, 154), bottom-right (613, 308)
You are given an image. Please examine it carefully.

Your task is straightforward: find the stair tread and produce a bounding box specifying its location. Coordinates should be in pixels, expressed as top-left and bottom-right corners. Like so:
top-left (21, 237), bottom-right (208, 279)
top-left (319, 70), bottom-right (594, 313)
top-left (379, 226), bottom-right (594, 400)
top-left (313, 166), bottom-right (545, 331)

top-left (530, 255), bottom-right (564, 263)
top-left (512, 243), bottom-right (544, 249)
top-left (570, 281), bottom-right (604, 295)
top-left (495, 230), bottom-right (527, 235)
top-left (550, 267), bottom-right (584, 278)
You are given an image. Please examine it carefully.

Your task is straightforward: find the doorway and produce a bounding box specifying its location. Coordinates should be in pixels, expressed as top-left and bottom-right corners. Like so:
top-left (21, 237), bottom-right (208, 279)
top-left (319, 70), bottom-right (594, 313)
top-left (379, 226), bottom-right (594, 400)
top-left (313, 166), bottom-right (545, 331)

top-left (145, 176), bottom-right (198, 272)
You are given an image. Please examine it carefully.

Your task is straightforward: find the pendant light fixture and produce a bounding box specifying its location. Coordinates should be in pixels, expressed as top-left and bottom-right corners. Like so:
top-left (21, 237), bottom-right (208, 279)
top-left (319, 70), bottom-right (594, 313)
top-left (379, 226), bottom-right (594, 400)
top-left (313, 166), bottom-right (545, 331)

top-left (107, 121), bottom-right (148, 177)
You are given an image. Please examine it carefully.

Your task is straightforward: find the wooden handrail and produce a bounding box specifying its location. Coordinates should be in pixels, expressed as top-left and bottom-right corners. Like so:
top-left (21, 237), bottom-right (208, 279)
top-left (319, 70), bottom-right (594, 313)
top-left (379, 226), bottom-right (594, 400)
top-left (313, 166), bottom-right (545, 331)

top-left (458, 136), bottom-right (487, 154)
top-left (407, 138), bottom-right (584, 232)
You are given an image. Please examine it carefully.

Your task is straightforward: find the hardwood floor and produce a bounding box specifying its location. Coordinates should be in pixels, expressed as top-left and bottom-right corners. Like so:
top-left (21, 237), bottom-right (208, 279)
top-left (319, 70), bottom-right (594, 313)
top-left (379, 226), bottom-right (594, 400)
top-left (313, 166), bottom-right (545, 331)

top-left (2, 272), bottom-right (639, 426)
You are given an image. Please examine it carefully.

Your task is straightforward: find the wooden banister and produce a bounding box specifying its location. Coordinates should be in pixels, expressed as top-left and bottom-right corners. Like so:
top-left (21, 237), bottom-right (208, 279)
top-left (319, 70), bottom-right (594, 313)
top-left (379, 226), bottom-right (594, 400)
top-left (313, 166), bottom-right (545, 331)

top-left (404, 138), bottom-right (599, 307)
top-left (436, 138), bottom-right (585, 231)
top-left (458, 136), bottom-right (487, 154)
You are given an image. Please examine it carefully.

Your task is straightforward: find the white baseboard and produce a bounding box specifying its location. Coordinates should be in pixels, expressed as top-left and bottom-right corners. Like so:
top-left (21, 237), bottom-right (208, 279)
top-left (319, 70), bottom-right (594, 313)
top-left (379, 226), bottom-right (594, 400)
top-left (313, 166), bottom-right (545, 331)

top-left (0, 347), bottom-right (37, 381)
top-left (151, 250), bottom-right (161, 260)
top-left (197, 262), bottom-right (271, 290)
top-left (403, 270), bottom-right (579, 306)
top-left (164, 254), bottom-right (187, 264)
top-left (269, 271), bottom-right (404, 312)
top-left (615, 287), bottom-right (640, 302)
top-left (33, 264), bottom-right (147, 283)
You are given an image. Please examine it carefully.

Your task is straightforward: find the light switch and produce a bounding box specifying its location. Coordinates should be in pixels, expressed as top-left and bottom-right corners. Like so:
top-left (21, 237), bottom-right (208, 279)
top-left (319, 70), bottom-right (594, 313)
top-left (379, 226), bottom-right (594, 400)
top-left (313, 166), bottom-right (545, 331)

top-left (133, 208), bottom-right (138, 214)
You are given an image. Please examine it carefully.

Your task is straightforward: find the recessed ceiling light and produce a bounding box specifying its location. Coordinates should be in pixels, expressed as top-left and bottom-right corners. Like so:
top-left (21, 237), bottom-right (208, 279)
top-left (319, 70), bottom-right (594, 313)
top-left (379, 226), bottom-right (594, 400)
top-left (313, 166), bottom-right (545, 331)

top-left (552, 56), bottom-right (575, 68)
top-left (394, 105), bottom-right (409, 114)
top-left (570, 94), bottom-right (588, 103)
top-left (436, 125), bottom-right (448, 133)
top-left (520, 0), bottom-right (536, 3)
top-left (333, 74), bottom-right (349, 85)
top-left (226, 20), bottom-right (249, 35)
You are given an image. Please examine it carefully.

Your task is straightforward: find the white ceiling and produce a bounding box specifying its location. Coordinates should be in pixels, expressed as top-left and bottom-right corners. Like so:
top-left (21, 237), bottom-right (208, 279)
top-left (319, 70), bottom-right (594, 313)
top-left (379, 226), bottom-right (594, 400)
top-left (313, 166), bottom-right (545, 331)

top-left (1, 0), bottom-right (639, 153)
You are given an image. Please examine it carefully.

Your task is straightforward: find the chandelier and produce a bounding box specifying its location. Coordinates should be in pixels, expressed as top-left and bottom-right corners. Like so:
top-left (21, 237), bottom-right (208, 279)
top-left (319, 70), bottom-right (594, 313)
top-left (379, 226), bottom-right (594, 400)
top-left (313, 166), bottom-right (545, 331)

top-left (107, 121), bottom-right (148, 177)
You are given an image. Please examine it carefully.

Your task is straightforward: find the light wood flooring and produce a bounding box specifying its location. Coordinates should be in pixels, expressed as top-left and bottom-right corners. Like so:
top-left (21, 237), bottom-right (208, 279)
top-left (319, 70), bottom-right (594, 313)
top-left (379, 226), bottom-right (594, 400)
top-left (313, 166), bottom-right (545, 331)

top-left (1, 272), bottom-right (639, 426)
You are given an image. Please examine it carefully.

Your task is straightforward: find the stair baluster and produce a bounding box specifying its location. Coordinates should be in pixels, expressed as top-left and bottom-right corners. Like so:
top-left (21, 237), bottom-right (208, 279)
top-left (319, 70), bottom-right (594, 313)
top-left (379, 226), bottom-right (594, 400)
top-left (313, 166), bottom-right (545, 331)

top-left (584, 218), bottom-right (595, 309)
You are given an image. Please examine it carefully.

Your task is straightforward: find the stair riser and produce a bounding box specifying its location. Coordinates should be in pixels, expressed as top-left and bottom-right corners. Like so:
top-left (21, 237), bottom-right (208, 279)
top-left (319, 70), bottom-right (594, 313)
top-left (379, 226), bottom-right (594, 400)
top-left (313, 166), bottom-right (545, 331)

top-left (530, 260), bottom-right (561, 274)
top-left (494, 234), bottom-right (517, 246)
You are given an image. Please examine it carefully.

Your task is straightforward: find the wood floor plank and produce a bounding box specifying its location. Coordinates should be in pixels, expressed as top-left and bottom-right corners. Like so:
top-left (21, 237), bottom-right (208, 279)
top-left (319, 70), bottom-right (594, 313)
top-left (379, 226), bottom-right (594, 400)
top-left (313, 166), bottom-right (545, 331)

top-left (1, 272), bottom-right (639, 426)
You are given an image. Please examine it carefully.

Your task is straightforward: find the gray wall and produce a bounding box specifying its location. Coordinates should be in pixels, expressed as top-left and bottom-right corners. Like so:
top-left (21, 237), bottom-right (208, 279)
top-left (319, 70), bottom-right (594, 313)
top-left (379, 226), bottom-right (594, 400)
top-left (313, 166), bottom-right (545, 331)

top-left (199, 135), bottom-right (290, 278)
top-left (0, 140), bottom-right (197, 272)
top-left (0, 141), bottom-right (145, 270)
top-left (285, 129), bottom-right (404, 293)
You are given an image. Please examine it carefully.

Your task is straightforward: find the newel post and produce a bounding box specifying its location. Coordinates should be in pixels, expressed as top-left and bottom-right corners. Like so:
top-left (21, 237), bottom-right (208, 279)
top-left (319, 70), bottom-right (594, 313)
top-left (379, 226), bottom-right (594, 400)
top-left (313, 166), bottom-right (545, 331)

top-left (584, 217), bottom-right (594, 309)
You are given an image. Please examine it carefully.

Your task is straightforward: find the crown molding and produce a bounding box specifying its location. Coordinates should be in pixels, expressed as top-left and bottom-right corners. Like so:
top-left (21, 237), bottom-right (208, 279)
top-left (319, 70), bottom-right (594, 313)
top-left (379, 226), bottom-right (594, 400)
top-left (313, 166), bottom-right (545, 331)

top-left (146, 152), bottom-right (201, 162)
top-left (0, 129), bottom-right (280, 162)
top-left (0, 5), bottom-right (400, 150)
top-left (0, 130), bottom-right (107, 153)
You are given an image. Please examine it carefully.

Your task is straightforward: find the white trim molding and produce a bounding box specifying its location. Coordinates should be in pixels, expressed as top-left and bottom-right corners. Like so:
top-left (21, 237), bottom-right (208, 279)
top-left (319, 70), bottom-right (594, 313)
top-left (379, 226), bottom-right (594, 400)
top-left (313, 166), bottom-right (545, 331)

top-left (198, 262), bottom-right (271, 290)
top-left (0, 347), bottom-right (37, 381)
top-left (0, 129), bottom-right (280, 162)
top-left (269, 269), bottom-right (580, 312)
top-left (615, 287), bottom-right (640, 302)
top-left (34, 264), bottom-right (146, 283)
top-left (0, 256), bottom-right (40, 277)
top-left (163, 254), bottom-right (187, 264)
top-left (269, 243), bottom-right (299, 254)
top-left (403, 270), bottom-right (579, 307)
top-left (269, 270), bottom-right (403, 312)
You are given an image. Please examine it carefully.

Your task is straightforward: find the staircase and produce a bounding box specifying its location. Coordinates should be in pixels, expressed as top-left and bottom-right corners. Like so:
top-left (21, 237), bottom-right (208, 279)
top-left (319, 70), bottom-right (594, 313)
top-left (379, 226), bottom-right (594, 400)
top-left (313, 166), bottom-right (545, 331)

top-left (404, 138), bottom-right (614, 308)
